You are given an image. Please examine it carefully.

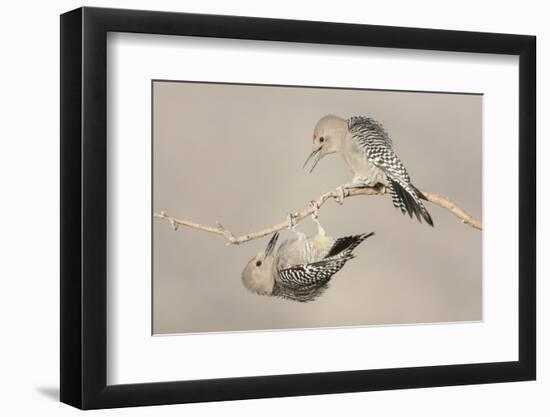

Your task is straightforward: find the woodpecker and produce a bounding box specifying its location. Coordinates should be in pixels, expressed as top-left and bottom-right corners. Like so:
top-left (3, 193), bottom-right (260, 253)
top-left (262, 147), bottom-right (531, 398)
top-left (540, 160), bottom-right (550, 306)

top-left (304, 114), bottom-right (433, 226)
top-left (241, 213), bottom-right (374, 302)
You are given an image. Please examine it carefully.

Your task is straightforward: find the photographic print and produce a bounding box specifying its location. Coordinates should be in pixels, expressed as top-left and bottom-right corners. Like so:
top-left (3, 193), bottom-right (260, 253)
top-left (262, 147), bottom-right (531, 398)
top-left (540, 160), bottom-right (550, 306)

top-left (61, 8), bottom-right (536, 408)
top-left (152, 80), bottom-right (482, 335)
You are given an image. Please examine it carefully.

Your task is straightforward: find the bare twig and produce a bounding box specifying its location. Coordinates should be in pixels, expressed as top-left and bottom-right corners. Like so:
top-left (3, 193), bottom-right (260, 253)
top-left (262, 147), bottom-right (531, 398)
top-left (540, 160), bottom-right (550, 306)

top-left (422, 191), bottom-right (482, 230)
top-left (154, 185), bottom-right (481, 245)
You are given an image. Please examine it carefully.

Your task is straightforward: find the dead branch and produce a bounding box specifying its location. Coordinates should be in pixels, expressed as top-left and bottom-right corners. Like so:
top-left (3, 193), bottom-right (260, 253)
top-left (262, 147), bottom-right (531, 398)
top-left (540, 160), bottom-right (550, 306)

top-left (153, 185), bottom-right (481, 245)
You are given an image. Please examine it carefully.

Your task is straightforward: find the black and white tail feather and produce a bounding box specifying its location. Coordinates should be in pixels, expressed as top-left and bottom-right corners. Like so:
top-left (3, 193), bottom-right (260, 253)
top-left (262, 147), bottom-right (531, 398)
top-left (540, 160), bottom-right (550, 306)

top-left (388, 180), bottom-right (433, 226)
top-left (324, 232), bottom-right (374, 259)
top-left (273, 232), bottom-right (374, 302)
top-left (347, 116), bottom-right (434, 226)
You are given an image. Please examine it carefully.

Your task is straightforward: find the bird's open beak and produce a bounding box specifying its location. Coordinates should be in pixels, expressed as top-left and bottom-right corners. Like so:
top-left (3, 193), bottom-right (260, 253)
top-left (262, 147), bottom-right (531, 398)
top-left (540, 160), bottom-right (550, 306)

top-left (265, 232), bottom-right (279, 257)
top-left (303, 147), bottom-right (323, 173)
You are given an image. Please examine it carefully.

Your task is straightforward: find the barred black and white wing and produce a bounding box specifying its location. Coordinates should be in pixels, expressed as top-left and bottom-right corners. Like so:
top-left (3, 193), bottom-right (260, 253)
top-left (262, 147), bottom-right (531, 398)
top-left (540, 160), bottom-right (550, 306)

top-left (324, 232), bottom-right (374, 259)
top-left (273, 233), bottom-right (374, 302)
top-left (273, 256), bottom-right (351, 302)
top-left (347, 116), bottom-right (433, 226)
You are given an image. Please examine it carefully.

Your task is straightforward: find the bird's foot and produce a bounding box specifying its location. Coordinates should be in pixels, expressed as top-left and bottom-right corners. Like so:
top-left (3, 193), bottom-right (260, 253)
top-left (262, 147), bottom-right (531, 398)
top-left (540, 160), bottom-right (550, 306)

top-left (335, 185), bottom-right (350, 205)
top-left (309, 200), bottom-right (320, 219)
top-left (287, 212), bottom-right (296, 229)
top-left (336, 180), bottom-right (381, 204)
top-left (287, 213), bottom-right (305, 239)
top-left (374, 183), bottom-right (388, 194)
top-left (309, 201), bottom-right (326, 237)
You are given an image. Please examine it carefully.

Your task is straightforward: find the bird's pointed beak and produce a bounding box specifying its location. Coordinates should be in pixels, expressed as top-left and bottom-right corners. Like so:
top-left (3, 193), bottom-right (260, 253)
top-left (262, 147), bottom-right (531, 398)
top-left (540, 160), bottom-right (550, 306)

top-left (303, 147), bottom-right (322, 173)
top-left (265, 232), bottom-right (279, 257)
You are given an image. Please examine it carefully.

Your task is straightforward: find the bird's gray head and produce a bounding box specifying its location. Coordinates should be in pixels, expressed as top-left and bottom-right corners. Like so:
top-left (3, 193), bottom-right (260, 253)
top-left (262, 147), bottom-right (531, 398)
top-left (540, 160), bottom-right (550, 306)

top-left (241, 233), bottom-right (279, 296)
top-left (303, 115), bottom-right (347, 172)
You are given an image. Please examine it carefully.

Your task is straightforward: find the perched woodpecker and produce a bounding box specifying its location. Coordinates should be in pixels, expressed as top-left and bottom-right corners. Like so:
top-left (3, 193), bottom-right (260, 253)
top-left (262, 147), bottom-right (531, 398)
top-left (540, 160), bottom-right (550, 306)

top-left (241, 216), bottom-right (374, 302)
top-left (304, 114), bottom-right (434, 226)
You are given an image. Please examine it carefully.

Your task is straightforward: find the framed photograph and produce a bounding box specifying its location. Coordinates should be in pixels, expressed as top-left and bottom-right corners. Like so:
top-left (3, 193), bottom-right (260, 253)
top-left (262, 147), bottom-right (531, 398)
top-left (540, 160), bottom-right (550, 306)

top-left (60, 6), bottom-right (536, 409)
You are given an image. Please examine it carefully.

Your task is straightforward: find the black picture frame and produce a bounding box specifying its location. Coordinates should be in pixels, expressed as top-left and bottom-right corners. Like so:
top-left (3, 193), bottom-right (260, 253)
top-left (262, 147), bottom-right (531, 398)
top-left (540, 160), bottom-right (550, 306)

top-left (60, 6), bottom-right (536, 410)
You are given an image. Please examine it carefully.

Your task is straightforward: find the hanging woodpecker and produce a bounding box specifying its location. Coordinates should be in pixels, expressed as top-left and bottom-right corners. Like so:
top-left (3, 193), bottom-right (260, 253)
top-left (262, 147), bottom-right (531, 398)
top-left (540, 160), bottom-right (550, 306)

top-left (304, 114), bottom-right (433, 226)
top-left (241, 212), bottom-right (374, 302)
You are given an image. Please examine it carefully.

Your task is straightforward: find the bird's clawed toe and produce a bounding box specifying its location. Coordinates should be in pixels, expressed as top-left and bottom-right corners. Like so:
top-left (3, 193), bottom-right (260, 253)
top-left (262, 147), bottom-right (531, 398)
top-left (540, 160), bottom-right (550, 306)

top-left (335, 186), bottom-right (348, 205)
top-left (309, 200), bottom-right (320, 219)
top-left (286, 213), bottom-right (296, 229)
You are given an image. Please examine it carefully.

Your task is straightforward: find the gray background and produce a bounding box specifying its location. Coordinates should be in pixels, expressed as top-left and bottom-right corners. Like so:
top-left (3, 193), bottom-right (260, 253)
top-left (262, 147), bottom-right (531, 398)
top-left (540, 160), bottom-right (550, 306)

top-left (153, 81), bottom-right (482, 335)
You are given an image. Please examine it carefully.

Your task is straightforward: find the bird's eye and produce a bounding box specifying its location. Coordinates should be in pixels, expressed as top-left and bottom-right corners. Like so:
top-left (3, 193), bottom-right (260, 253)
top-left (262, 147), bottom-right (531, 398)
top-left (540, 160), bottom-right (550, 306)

top-left (255, 260), bottom-right (262, 267)
top-left (319, 137), bottom-right (325, 143)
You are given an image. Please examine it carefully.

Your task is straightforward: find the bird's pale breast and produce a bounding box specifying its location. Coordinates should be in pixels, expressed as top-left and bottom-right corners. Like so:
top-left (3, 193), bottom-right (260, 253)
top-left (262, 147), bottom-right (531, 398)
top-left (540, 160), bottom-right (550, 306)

top-left (342, 133), bottom-right (387, 185)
